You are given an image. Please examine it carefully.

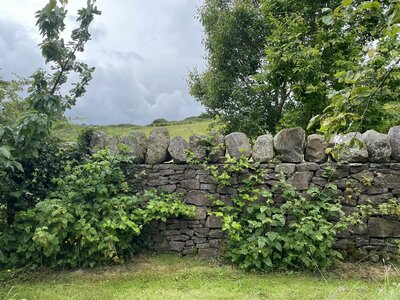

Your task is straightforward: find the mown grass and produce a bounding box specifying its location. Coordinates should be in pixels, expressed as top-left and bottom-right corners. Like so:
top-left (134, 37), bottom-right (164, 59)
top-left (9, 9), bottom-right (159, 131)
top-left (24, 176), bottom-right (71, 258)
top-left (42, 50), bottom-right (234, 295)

top-left (55, 119), bottom-right (212, 142)
top-left (1, 254), bottom-right (400, 300)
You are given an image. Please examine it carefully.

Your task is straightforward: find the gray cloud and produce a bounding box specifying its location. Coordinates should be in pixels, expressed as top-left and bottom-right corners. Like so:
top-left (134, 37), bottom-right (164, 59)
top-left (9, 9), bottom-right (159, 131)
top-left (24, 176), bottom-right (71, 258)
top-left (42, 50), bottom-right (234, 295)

top-left (0, 19), bottom-right (43, 80)
top-left (70, 61), bottom-right (204, 125)
top-left (0, 0), bottom-right (206, 125)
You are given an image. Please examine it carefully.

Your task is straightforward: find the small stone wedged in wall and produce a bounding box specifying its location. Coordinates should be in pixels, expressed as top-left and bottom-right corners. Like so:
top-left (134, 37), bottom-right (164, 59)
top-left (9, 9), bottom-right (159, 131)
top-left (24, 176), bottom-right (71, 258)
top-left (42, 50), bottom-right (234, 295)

top-left (252, 134), bottom-right (274, 162)
top-left (121, 130), bottom-right (148, 163)
top-left (362, 130), bottom-right (391, 163)
top-left (146, 127), bottom-right (170, 164)
top-left (273, 128), bottom-right (305, 163)
top-left (225, 132), bottom-right (251, 159)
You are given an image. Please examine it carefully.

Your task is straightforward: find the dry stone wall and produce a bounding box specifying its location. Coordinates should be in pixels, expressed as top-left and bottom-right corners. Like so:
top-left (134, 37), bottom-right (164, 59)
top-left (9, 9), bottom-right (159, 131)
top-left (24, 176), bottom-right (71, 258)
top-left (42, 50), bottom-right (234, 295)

top-left (91, 126), bottom-right (400, 261)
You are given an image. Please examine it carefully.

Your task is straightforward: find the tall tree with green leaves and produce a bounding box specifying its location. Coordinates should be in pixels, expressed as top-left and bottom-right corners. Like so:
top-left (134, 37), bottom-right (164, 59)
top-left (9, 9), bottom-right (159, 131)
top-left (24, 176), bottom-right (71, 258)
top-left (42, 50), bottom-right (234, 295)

top-left (189, 0), bottom-right (268, 136)
top-left (313, 0), bottom-right (400, 136)
top-left (190, 0), bottom-right (398, 137)
top-left (0, 0), bottom-right (100, 223)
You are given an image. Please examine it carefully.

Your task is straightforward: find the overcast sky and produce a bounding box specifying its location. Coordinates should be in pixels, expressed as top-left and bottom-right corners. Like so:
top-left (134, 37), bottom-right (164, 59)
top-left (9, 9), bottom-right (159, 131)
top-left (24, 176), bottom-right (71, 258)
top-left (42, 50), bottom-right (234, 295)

top-left (0, 0), bottom-right (206, 125)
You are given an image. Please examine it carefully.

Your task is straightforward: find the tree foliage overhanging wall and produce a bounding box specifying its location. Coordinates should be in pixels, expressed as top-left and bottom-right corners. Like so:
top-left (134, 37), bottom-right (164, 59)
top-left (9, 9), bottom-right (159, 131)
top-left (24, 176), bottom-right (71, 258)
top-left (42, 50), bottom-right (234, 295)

top-left (189, 0), bottom-right (400, 137)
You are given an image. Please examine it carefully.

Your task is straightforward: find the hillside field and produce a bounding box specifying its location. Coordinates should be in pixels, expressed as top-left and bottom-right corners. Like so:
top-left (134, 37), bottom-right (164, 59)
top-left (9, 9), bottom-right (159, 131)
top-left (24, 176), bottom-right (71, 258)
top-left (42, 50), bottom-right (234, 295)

top-left (54, 119), bottom-right (212, 142)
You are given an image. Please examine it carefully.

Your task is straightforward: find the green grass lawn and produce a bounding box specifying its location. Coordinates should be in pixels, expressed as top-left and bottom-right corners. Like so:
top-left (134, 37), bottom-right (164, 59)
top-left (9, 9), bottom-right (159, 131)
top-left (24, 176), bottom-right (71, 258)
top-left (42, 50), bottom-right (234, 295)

top-left (55, 119), bottom-right (212, 142)
top-left (1, 254), bottom-right (400, 300)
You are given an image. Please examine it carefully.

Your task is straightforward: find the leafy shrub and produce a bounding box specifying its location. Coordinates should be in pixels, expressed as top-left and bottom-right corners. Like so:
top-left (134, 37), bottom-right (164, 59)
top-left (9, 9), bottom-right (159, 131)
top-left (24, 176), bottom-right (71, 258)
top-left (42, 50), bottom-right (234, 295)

top-left (209, 157), bottom-right (345, 272)
top-left (0, 136), bottom-right (79, 225)
top-left (0, 150), bottom-right (194, 268)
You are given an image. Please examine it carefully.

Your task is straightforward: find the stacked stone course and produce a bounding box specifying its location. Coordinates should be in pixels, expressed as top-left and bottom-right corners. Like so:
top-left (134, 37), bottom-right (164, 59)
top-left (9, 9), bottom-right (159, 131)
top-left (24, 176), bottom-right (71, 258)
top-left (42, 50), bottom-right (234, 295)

top-left (91, 126), bottom-right (400, 261)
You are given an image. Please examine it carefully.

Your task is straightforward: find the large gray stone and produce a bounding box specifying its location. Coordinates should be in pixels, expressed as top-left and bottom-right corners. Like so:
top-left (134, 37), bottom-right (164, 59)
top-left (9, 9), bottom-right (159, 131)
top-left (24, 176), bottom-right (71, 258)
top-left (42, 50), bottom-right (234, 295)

top-left (145, 127), bottom-right (170, 164)
top-left (225, 132), bottom-right (251, 159)
top-left (358, 193), bottom-right (394, 206)
top-left (193, 207), bottom-right (208, 220)
top-left (90, 131), bottom-right (119, 155)
top-left (368, 217), bottom-right (400, 238)
top-left (273, 128), bottom-right (305, 163)
top-left (275, 163), bottom-right (296, 176)
top-left (288, 171), bottom-right (313, 190)
top-left (169, 241), bottom-right (185, 251)
top-left (168, 136), bottom-right (190, 164)
top-left (373, 173), bottom-right (400, 189)
top-left (206, 215), bottom-right (222, 228)
top-left (189, 133), bottom-right (208, 162)
top-left (362, 130), bottom-right (391, 163)
top-left (121, 130), bottom-right (147, 163)
top-left (388, 125), bottom-right (400, 161)
top-left (330, 132), bottom-right (368, 163)
top-left (252, 134), bottom-right (274, 162)
top-left (208, 131), bottom-right (226, 162)
top-left (305, 134), bottom-right (327, 163)
top-left (185, 190), bottom-right (213, 206)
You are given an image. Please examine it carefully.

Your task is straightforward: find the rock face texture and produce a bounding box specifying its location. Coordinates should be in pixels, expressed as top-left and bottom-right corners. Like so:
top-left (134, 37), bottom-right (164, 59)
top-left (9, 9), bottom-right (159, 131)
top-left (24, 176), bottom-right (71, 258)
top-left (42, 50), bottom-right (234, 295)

top-left (121, 131), bottom-right (148, 163)
top-left (252, 134), bottom-right (274, 162)
top-left (273, 128), bottom-right (305, 163)
top-left (145, 127), bottom-right (170, 164)
top-left (362, 130), bottom-right (391, 163)
top-left (389, 126), bottom-right (400, 161)
top-left (225, 132), bottom-right (252, 158)
top-left (330, 132), bottom-right (369, 162)
top-left (90, 131), bottom-right (119, 155)
top-left (168, 136), bottom-right (190, 164)
top-left (305, 134), bottom-right (327, 163)
top-left (134, 161), bottom-right (400, 260)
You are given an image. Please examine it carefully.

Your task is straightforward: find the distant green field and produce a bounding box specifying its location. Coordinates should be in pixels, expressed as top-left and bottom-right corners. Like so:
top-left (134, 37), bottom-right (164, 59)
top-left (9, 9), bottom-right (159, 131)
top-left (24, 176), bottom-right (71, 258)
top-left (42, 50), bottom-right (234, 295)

top-left (55, 119), bottom-right (212, 142)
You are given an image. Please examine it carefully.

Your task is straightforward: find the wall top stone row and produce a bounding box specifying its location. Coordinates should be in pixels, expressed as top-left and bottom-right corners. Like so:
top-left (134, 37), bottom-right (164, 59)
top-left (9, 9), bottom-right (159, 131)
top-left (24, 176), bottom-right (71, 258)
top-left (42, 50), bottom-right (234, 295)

top-left (90, 125), bottom-right (400, 165)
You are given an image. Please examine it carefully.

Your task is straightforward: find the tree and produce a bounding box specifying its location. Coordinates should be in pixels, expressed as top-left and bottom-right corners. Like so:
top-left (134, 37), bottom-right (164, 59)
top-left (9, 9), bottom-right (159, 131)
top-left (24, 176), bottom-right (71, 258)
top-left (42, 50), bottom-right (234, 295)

top-left (313, 0), bottom-right (400, 136)
top-left (189, 0), bottom-right (268, 136)
top-left (0, 77), bottom-right (29, 127)
top-left (0, 0), bottom-right (100, 223)
top-left (189, 0), bottom-right (399, 137)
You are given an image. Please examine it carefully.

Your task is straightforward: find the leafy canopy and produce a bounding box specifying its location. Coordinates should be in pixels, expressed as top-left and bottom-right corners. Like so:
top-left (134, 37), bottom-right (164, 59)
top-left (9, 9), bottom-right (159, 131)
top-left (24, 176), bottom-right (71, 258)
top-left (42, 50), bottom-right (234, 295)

top-left (312, 0), bottom-right (400, 136)
top-left (190, 0), bottom-right (400, 137)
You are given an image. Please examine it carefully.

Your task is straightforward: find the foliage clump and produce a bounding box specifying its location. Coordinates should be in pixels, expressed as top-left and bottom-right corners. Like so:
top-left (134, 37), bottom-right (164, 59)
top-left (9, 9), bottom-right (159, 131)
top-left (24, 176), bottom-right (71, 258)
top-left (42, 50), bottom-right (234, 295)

top-left (190, 0), bottom-right (400, 137)
top-left (209, 157), bottom-right (345, 271)
top-left (0, 150), bottom-right (194, 268)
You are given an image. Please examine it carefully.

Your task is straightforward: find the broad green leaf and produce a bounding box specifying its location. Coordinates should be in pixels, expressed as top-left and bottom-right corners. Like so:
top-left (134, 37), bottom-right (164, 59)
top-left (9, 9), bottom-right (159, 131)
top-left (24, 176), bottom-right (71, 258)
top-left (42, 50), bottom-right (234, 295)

top-left (0, 145), bottom-right (12, 159)
top-left (342, 0), bottom-right (353, 6)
